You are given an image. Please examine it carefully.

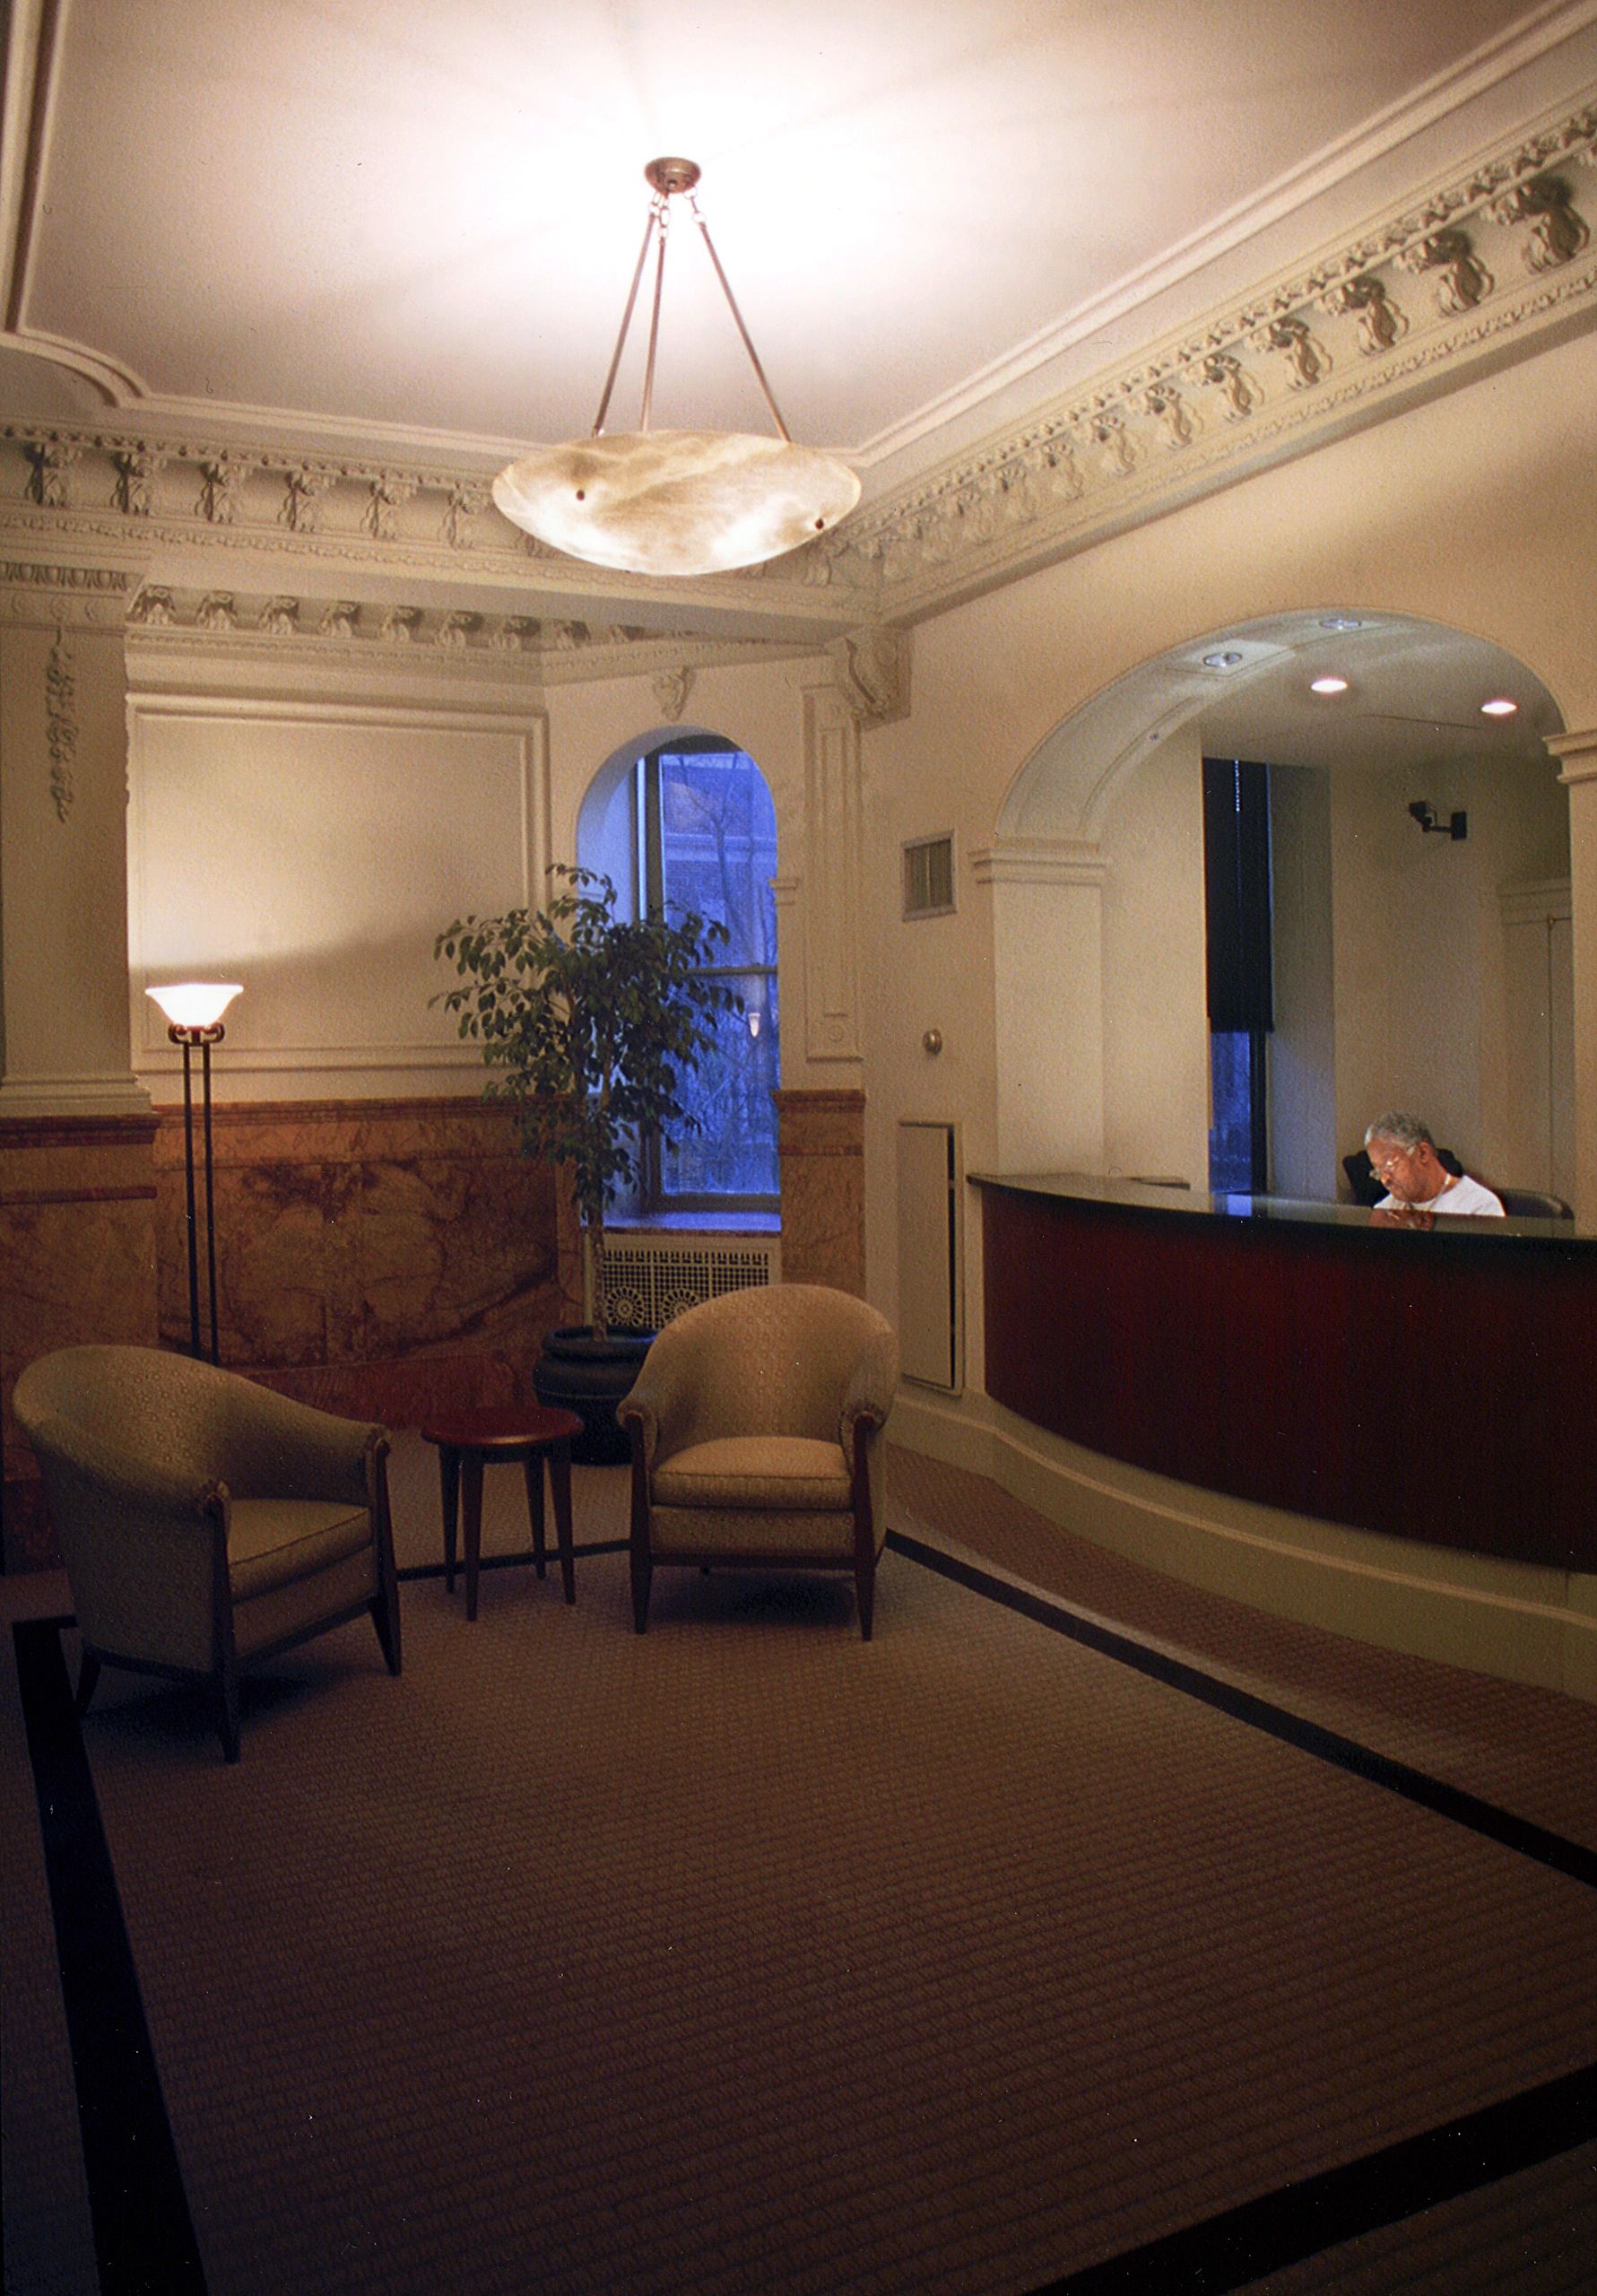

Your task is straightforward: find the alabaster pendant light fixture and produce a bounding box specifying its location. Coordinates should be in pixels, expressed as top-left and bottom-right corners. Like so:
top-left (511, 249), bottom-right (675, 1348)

top-left (493, 157), bottom-right (860, 579)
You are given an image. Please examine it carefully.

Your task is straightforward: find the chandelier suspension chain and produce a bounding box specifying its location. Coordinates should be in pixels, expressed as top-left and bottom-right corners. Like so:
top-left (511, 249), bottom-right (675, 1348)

top-left (592, 193), bottom-right (665, 438)
top-left (589, 172), bottom-right (791, 442)
top-left (685, 191), bottom-right (791, 442)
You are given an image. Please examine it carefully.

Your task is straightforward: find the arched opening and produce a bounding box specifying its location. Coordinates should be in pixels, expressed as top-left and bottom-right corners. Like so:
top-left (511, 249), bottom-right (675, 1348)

top-left (988, 609), bottom-right (1572, 1205)
top-left (577, 726), bottom-right (781, 1214)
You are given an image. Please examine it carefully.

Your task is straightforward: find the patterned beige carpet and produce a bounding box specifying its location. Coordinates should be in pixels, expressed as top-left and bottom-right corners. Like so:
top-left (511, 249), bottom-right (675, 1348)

top-left (4, 1439), bottom-right (1596, 2294)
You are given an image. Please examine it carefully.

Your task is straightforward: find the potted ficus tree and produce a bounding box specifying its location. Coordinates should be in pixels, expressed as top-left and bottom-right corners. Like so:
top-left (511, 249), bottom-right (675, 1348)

top-left (434, 865), bottom-right (737, 1458)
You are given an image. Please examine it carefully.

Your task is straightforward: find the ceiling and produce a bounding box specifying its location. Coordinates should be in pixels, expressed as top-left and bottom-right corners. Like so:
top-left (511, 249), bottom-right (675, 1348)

top-left (4, 0), bottom-right (1588, 486)
top-left (1, 0), bottom-right (1591, 791)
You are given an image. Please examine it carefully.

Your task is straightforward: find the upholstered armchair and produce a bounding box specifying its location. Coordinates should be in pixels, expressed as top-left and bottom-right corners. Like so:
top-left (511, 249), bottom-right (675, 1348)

top-left (617, 1283), bottom-right (898, 1638)
top-left (13, 1345), bottom-right (402, 1761)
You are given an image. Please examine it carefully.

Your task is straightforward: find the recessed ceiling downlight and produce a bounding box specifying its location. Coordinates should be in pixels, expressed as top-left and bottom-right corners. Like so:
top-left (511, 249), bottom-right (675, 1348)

top-left (1202, 649), bottom-right (1245, 670)
top-left (1319, 615), bottom-right (1364, 632)
top-left (1310, 675), bottom-right (1350, 695)
top-left (1480, 696), bottom-right (1518, 717)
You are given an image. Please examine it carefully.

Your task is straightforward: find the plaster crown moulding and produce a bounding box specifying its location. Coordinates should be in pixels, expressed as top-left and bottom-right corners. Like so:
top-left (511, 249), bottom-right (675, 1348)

top-left (1, 94), bottom-right (1596, 629)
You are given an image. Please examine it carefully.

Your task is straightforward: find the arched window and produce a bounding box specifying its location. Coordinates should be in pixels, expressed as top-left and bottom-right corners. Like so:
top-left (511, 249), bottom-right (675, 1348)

top-left (584, 735), bottom-right (779, 1216)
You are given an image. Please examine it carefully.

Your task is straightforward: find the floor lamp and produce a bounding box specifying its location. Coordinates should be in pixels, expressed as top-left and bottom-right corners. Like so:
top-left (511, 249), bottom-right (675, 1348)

top-left (146, 983), bottom-right (241, 1363)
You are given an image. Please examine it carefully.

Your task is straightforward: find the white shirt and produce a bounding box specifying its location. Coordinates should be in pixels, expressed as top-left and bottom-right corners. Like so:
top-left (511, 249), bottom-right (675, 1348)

top-left (1376, 1173), bottom-right (1505, 1217)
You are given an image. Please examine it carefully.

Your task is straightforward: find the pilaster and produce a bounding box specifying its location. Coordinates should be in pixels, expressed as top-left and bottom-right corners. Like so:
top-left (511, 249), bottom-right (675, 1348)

top-left (974, 839), bottom-right (1109, 1174)
top-left (1548, 726), bottom-right (1597, 1221)
top-left (0, 559), bottom-right (147, 1117)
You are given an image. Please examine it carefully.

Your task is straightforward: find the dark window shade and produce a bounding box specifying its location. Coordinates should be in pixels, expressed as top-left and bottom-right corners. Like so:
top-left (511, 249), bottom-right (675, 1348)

top-left (1202, 756), bottom-right (1273, 1032)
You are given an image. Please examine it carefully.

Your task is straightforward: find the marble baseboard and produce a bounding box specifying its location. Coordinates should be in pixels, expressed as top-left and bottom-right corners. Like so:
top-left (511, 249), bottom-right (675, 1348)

top-left (774, 1088), bottom-right (865, 1295)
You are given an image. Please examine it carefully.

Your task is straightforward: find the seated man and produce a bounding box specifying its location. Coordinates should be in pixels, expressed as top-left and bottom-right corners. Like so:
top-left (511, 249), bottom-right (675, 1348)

top-left (1363, 1112), bottom-right (1504, 1225)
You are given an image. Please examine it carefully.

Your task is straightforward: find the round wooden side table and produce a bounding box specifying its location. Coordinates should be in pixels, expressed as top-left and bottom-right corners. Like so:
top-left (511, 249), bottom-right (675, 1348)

top-left (420, 1404), bottom-right (585, 1621)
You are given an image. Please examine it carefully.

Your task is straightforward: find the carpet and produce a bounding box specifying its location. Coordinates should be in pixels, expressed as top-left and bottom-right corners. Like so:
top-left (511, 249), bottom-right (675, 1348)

top-left (5, 1453), bottom-right (1597, 2295)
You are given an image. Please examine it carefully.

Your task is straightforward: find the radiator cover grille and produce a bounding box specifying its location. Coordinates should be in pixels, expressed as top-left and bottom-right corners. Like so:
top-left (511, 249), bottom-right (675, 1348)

top-left (600, 1238), bottom-right (777, 1332)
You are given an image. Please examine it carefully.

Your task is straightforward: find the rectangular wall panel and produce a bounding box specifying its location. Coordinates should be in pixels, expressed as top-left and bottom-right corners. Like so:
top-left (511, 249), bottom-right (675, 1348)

top-left (898, 1119), bottom-right (961, 1391)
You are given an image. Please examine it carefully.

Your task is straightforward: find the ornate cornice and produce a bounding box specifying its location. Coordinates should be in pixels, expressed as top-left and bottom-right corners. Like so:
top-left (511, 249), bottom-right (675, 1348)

top-left (0, 427), bottom-right (880, 623)
top-left (829, 91), bottom-right (1597, 617)
top-left (3, 92), bottom-right (1595, 636)
top-left (118, 582), bottom-right (811, 687)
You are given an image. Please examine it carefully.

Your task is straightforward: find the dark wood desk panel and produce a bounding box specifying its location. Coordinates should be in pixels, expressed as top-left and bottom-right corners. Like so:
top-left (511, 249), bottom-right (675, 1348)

top-left (976, 1177), bottom-right (1596, 1572)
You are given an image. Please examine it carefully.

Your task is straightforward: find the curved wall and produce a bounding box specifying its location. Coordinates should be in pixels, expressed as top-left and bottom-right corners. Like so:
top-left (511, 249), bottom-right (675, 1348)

top-left (862, 320), bottom-right (1597, 1700)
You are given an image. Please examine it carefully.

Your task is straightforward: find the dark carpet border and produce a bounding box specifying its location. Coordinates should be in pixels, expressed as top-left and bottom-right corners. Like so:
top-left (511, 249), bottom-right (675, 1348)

top-left (886, 1531), bottom-right (1597, 2293)
top-left (13, 1616), bottom-right (206, 2296)
top-left (396, 1535), bottom-right (626, 1585)
top-left (887, 1529), bottom-right (1597, 1890)
top-left (15, 1543), bottom-right (1597, 2296)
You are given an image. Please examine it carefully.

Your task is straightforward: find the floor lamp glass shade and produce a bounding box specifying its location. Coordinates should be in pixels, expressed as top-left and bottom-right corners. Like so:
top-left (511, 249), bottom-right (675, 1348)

top-left (146, 982), bottom-right (242, 1032)
top-left (492, 430), bottom-right (861, 578)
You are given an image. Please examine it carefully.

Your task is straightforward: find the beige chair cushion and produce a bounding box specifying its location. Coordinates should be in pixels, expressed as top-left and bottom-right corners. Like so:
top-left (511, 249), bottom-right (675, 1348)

top-left (649, 1505), bottom-right (861, 1561)
top-left (653, 1436), bottom-right (852, 1512)
top-left (228, 1499), bottom-right (374, 1601)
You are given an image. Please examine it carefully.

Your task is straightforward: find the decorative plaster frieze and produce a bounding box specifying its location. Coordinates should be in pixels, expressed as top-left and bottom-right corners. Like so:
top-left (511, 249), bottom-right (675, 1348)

top-left (1489, 172), bottom-right (1589, 269)
top-left (199, 456), bottom-right (252, 524)
top-left (118, 580), bottom-right (811, 690)
top-left (1397, 229), bottom-right (1491, 315)
top-left (835, 96), bottom-right (1597, 616)
top-left (24, 437), bottom-right (79, 508)
top-left (828, 627), bottom-right (911, 729)
top-left (3, 89), bottom-right (1593, 632)
top-left (367, 471), bottom-right (419, 539)
top-left (112, 447), bottom-right (164, 515)
top-left (45, 633), bottom-right (76, 821)
top-left (800, 683), bottom-right (864, 1065)
top-left (652, 665), bottom-right (695, 718)
top-left (0, 560), bottom-right (135, 629)
top-left (282, 465), bottom-right (337, 533)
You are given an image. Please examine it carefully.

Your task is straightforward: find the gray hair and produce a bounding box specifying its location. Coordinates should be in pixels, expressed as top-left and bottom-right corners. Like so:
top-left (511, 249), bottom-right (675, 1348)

top-left (1364, 1112), bottom-right (1434, 1152)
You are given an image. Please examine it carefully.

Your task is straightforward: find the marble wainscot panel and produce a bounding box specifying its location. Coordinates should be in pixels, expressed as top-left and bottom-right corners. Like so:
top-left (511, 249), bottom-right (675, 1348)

top-left (151, 1098), bottom-right (563, 1423)
top-left (773, 1089), bottom-right (865, 1295)
top-left (0, 1116), bottom-right (160, 1568)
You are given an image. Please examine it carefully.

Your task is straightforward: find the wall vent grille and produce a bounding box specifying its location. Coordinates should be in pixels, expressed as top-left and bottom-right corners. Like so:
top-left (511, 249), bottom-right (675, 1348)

top-left (903, 834), bottom-right (955, 918)
top-left (600, 1236), bottom-right (778, 1332)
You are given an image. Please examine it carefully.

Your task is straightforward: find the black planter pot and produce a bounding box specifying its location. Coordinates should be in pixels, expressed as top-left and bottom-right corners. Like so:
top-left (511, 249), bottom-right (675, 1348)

top-left (531, 1326), bottom-right (655, 1465)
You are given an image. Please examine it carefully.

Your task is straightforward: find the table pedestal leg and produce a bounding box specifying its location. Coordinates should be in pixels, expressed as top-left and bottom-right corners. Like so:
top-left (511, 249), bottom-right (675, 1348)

top-left (439, 1445), bottom-right (461, 1592)
top-left (462, 1450), bottom-right (485, 1622)
top-left (549, 1440), bottom-right (576, 1605)
top-left (523, 1454), bottom-right (547, 1578)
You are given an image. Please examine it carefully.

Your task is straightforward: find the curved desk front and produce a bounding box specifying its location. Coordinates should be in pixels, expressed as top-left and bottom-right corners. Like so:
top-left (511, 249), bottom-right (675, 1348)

top-left (972, 1173), bottom-right (1597, 1575)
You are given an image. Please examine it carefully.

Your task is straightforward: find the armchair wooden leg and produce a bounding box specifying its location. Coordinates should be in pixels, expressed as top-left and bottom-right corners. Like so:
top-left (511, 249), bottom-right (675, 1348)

top-left (215, 1665), bottom-right (242, 1765)
top-left (855, 1552), bottom-right (875, 1641)
top-left (627, 1425), bottom-right (653, 1632)
top-left (371, 1443), bottom-right (402, 1674)
top-left (74, 1648), bottom-right (101, 1716)
top-left (371, 1587), bottom-right (403, 1675)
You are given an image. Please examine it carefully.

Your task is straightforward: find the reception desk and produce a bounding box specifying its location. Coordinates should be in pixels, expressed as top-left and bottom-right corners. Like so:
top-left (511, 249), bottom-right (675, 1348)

top-left (972, 1173), bottom-right (1597, 1575)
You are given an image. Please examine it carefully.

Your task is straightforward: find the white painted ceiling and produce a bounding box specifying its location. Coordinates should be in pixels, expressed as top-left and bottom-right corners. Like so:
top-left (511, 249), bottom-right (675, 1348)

top-left (4, 0), bottom-right (1584, 483)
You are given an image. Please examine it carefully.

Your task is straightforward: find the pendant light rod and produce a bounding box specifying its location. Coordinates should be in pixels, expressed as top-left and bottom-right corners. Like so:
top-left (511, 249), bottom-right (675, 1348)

top-left (589, 157), bottom-right (792, 444)
top-left (592, 195), bottom-right (663, 437)
top-left (639, 188), bottom-right (671, 434)
top-left (684, 190), bottom-right (791, 442)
